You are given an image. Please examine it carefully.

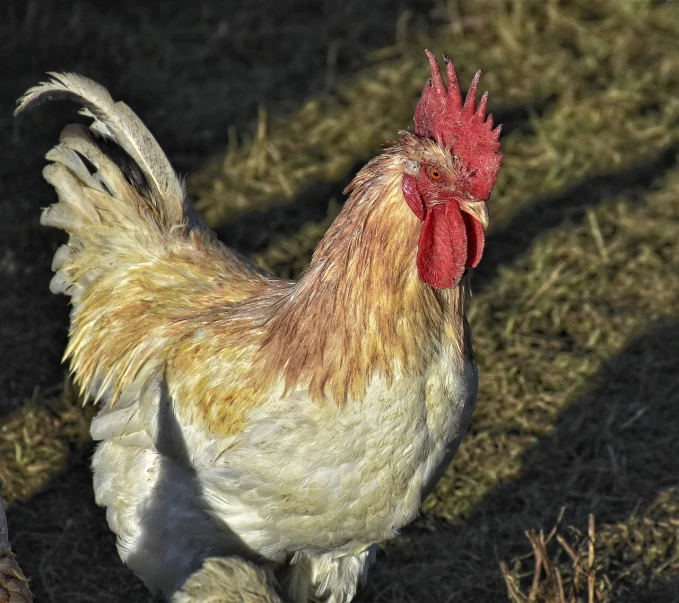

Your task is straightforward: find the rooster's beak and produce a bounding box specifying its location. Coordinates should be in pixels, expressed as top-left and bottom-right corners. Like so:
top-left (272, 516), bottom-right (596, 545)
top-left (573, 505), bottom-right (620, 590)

top-left (460, 199), bottom-right (489, 230)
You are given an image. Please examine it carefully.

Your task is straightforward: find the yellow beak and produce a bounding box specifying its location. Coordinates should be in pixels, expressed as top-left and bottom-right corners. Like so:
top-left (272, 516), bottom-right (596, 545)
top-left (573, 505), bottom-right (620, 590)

top-left (460, 199), bottom-right (489, 229)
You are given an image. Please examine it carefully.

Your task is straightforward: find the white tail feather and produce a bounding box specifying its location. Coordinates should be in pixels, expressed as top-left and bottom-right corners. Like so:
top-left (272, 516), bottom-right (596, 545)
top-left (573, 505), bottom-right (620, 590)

top-left (15, 72), bottom-right (188, 226)
top-left (15, 73), bottom-right (201, 308)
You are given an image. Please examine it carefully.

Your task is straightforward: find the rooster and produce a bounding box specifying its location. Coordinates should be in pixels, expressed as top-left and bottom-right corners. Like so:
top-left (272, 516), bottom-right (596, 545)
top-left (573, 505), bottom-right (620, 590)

top-left (16, 50), bottom-right (502, 602)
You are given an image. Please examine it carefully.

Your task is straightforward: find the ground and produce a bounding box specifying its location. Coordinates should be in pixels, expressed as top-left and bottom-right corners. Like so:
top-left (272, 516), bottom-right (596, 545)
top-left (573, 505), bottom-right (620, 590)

top-left (1, 0), bottom-right (678, 601)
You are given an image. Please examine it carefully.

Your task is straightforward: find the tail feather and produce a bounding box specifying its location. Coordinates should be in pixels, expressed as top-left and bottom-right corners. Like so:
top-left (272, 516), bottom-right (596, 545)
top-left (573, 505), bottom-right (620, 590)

top-left (41, 162), bottom-right (101, 231)
top-left (44, 127), bottom-right (109, 194)
top-left (15, 74), bottom-right (199, 303)
top-left (41, 128), bottom-right (166, 234)
top-left (15, 72), bottom-right (188, 227)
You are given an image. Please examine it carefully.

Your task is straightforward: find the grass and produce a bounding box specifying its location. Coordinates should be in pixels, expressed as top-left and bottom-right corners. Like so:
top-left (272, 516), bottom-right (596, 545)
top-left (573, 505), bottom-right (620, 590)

top-left (1, 0), bottom-right (678, 601)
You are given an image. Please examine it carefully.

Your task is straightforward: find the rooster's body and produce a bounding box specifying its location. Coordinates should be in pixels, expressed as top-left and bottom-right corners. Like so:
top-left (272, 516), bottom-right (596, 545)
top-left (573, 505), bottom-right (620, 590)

top-left (17, 52), bottom-right (501, 602)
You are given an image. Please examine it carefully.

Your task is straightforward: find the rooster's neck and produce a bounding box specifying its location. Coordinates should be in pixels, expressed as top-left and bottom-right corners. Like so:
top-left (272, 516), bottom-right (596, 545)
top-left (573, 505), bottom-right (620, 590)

top-left (260, 149), bottom-right (470, 405)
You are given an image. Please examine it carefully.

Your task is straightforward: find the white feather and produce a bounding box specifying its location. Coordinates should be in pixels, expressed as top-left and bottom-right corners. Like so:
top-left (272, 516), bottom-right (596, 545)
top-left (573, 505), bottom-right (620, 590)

top-left (15, 73), bottom-right (187, 226)
top-left (90, 347), bottom-right (477, 602)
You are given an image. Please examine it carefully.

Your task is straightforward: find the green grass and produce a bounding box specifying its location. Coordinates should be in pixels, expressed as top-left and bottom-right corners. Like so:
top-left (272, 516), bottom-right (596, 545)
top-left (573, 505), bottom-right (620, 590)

top-left (1, 0), bottom-right (678, 601)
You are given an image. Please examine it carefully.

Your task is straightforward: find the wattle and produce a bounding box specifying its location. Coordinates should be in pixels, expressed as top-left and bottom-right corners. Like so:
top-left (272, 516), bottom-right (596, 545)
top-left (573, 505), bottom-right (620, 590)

top-left (416, 203), bottom-right (484, 289)
top-left (461, 211), bottom-right (485, 270)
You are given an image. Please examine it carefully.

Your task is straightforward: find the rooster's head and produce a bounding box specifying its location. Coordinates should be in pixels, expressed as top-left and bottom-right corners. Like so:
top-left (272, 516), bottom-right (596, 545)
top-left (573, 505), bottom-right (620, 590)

top-left (401, 50), bottom-right (502, 289)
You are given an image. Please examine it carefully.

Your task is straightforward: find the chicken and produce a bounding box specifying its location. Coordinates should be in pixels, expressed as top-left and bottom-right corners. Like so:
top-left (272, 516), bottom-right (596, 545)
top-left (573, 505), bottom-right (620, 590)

top-left (15, 50), bottom-right (502, 603)
top-left (0, 497), bottom-right (33, 603)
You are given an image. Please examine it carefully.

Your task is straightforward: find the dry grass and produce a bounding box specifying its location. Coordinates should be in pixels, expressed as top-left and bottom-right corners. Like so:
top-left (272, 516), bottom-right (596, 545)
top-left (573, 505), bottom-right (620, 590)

top-left (0, 380), bottom-right (91, 508)
top-left (1, 0), bottom-right (678, 601)
top-left (502, 490), bottom-right (679, 603)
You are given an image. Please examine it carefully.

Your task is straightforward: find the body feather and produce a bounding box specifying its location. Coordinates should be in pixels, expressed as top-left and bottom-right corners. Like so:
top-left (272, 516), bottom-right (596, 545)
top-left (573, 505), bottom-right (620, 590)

top-left (171, 557), bottom-right (281, 603)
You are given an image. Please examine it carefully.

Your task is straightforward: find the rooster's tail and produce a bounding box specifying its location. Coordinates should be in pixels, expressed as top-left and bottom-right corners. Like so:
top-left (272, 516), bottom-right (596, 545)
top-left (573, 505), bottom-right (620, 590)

top-left (15, 73), bottom-right (196, 300)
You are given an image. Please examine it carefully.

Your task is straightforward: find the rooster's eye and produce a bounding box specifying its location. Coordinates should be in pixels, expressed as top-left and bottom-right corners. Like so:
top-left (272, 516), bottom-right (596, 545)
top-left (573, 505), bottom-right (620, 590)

top-left (428, 166), bottom-right (443, 181)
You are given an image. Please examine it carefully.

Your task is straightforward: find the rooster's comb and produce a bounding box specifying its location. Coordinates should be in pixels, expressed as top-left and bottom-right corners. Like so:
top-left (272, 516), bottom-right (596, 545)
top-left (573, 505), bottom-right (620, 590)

top-left (414, 50), bottom-right (502, 200)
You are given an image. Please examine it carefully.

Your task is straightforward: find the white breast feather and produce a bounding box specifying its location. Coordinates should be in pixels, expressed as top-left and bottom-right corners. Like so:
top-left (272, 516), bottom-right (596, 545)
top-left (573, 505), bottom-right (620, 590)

top-left (90, 346), bottom-right (477, 598)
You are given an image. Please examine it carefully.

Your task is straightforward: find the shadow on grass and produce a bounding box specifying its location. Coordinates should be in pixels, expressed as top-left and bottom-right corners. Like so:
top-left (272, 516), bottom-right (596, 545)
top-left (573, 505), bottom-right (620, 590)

top-left (212, 157), bottom-right (366, 252)
top-left (363, 318), bottom-right (679, 602)
top-left (475, 144), bottom-right (679, 295)
top-left (2, 0), bottom-right (436, 172)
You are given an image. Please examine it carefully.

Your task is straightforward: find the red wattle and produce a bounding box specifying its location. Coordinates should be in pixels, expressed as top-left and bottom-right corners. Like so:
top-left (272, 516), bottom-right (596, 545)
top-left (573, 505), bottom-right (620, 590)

top-left (462, 211), bottom-right (485, 269)
top-left (416, 203), bottom-right (468, 289)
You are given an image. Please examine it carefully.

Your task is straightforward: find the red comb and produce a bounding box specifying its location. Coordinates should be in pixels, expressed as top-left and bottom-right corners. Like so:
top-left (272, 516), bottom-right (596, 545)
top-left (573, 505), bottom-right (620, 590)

top-left (414, 50), bottom-right (502, 201)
